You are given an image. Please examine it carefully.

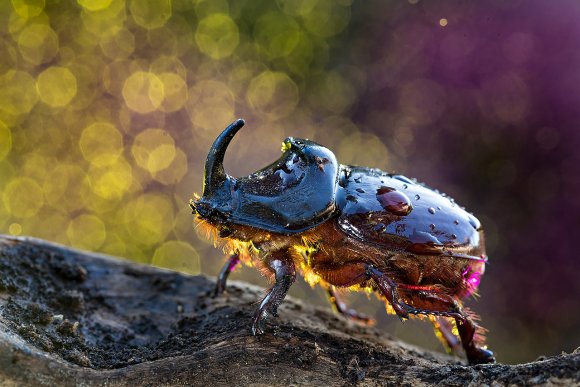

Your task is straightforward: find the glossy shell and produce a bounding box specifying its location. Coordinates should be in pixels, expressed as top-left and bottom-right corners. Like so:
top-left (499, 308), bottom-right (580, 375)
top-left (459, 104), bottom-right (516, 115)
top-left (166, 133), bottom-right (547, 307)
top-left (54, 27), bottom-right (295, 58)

top-left (226, 138), bottom-right (339, 233)
top-left (336, 166), bottom-right (486, 261)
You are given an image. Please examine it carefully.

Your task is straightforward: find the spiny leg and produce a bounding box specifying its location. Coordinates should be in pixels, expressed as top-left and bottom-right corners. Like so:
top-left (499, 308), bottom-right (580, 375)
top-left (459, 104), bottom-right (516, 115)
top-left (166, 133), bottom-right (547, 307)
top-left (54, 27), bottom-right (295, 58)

top-left (252, 252), bottom-right (296, 335)
top-left (214, 253), bottom-right (240, 296)
top-left (327, 286), bottom-right (375, 325)
top-left (456, 314), bottom-right (495, 364)
top-left (432, 316), bottom-right (462, 354)
top-left (366, 265), bottom-right (495, 365)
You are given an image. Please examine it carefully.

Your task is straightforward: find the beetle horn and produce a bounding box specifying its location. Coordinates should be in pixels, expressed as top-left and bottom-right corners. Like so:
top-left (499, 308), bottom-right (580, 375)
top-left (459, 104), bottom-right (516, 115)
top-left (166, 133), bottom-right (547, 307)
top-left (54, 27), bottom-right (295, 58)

top-left (203, 118), bottom-right (245, 196)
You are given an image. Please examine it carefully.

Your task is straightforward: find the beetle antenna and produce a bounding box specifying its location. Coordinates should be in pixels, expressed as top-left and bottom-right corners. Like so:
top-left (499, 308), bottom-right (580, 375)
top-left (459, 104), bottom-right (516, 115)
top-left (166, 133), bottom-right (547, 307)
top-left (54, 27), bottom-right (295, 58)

top-left (203, 118), bottom-right (245, 196)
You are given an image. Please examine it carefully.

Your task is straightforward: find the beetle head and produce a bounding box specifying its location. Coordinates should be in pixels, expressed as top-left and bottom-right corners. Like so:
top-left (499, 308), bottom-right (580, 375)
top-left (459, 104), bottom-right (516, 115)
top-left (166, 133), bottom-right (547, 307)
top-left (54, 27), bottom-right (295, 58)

top-left (192, 119), bottom-right (339, 235)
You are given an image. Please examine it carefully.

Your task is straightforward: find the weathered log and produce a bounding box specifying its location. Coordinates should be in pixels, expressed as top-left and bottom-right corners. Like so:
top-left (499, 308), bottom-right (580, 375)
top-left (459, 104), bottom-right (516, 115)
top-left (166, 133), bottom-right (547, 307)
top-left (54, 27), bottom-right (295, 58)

top-left (0, 235), bottom-right (578, 386)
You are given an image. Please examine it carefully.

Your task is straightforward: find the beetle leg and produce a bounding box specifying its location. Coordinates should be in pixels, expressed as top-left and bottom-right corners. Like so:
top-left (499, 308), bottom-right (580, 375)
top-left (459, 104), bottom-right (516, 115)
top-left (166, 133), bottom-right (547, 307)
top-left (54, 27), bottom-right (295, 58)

top-left (327, 286), bottom-right (375, 325)
top-left (213, 253), bottom-right (240, 296)
top-left (252, 252), bottom-right (296, 335)
top-left (432, 316), bottom-right (462, 354)
top-left (396, 287), bottom-right (495, 365)
top-left (456, 315), bottom-right (496, 364)
top-left (365, 264), bottom-right (410, 320)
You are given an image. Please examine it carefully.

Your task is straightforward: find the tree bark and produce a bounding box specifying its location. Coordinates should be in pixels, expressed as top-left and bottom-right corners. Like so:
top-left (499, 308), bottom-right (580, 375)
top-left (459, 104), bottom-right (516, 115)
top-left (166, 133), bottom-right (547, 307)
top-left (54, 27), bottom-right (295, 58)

top-left (0, 235), bottom-right (578, 386)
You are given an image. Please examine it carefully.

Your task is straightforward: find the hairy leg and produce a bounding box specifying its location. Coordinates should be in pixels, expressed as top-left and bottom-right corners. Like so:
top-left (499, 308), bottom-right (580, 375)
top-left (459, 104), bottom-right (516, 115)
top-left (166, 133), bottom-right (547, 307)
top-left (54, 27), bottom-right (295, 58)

top-left (365, 264), bottom-right (495, 364)
top-left (327, 286), bottom-right (375, 325)
top-left (214, 253), bottom-right (240, 296)
top-left (252, 251), bottom-right (296, 335)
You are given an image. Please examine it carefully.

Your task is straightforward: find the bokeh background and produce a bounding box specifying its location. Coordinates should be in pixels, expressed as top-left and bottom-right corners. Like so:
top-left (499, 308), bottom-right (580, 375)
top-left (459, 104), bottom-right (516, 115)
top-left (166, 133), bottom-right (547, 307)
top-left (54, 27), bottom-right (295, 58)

top-left (1, 0), bottom-right (579, 364)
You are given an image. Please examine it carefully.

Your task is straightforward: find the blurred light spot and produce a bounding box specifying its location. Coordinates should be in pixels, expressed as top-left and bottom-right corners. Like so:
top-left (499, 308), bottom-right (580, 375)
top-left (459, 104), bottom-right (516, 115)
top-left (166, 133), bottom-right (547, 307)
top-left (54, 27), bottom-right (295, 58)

top-left (17, 23), bottom-right (58, 65)
top-left (277, 0), bottom-right (316, 16)
top-left (502, 32), bottom-right (534, 65)
top-left (80, 0), bottom-right (126, 36)
top-left (79, 122), bottom-right (123, 166)
top-left (131, 128), bottom-right (176, 174)
top-left (187, 80), bottom-right (235, 132)
top-left (0, 121), bottom-right (12, 161)
top-left (480, 73), bottom-right (529, 124)
top-left (394, 125), bottom-right (414, 147)
top-left (100, 27), bottom-right (135, 60)
top-left (535, 127), bottom-right (560, 151)
top-left (67, 214), bottom-right (106, 250)
top-left (87, 157), bottom-right (133, 200)
top-left (129, 0), bottom-right (172, 30)
top-left (43, 164), bottom-right (87, 213)
top-left (77, 0), bottom-right (113, 12)
top-left (439, 18), bottom-right (448, 27)
top-left (152, 240), bottom-right (200, 275)
top-left (194, 0), bottom-right (229, 17)
top-left (11, 0), bottom-right (44, 19)
top-left (0, 70), bottom-right (38, 116)
top-left (307, 71), bottom-right (355, 113)
top-left (302, 0), bottom-right (350, 38)
top-left (2, 177), bottom-right (44, 218)
top-left (150, 55), bottom-right (187, 78)
top-left (158, 72), bottom-right (188, 112)
top-left (400, 79), bottom-right (447, 125)
top-left (122, 193), bottom-right (174, 245)
top-left (254, 12), bottom-right (301, 60)
top-left (153, 147), bottom-right (188, 185)
top-left (195, 13), bottom-right (239, 59)
top-left (122, 71), bottom-right (164, 113)
top-left (9, 222), bottom-right (22, 235)
top-left (247, 71), bottom-right (299, 120)
top-left (36, 66), bottom-right (78, 107)
top-left (337, 131), bottom-right (389, 171)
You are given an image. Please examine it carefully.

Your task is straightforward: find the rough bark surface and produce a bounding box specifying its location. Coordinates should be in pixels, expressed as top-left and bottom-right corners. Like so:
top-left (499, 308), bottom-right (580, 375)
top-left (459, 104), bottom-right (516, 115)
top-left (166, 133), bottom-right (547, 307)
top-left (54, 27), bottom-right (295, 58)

top-left (0, 235), bottom-right (578, 386)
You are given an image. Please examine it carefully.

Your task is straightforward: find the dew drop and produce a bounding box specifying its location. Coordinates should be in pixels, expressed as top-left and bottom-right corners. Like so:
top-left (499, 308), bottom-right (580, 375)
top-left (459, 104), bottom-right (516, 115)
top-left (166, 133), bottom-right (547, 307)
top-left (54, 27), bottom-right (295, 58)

top-left (376, 186), bottom-right (412, 216)
top-left (429, 223), bottom-right (436, 231)
top-left (437, 206), bottom-right (441, 210)
top-left (414, 194), bottom-right (420, 200)
top-left (373, 223), bottom-right (387, 233)
top-left (451, 233), bottom-right (457, 239)
top-left (428, 207), bottom-right (436, 214)
top-left (402, 183), bottom-right (408, 189)
top-left (453, 219), bottom-right (459, 225)
top-left (356, 188), bottom-right (365, 194)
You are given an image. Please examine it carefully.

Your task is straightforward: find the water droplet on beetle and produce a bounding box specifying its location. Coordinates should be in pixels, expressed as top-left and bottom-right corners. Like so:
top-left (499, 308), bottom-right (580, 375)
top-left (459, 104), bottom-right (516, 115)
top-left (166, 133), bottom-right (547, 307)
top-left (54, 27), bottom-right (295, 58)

top-left (428, 207), bottom-right (436, 214)
top-left (354, 175), bottom-right (362, 183)
top-left (451, 233), bottom-right (457, 239)
top-left (453, 219), bottom-right (459, 225)
top-left (414, 194), bottom-right (420, 200)
top-left (402, 184), bottom-right (408, 189)
top-left (356, 188), bottom-right (365, 193)
top-left (373, 223), bottom-right (387, 232)
top-left (429, 223), bottom-right (435, 231)
top-left (376, 186), bottom-right (412, 216)
top-left (437, 206), bottom-right (441, 210)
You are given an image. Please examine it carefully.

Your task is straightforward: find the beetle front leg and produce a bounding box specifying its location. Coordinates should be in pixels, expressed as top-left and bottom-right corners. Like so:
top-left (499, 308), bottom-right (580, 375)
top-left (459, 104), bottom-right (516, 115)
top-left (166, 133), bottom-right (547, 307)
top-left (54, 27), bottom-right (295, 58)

top-left (214, 253), bottom-right (240, 296)
top-left (252, 251), bottom-right (296, 335)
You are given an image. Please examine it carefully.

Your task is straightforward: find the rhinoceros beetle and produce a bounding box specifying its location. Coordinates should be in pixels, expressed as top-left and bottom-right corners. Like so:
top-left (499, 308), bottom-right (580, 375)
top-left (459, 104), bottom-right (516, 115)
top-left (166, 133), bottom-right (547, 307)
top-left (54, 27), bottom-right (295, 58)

top-left (190, 119), bottom-right (495, 365)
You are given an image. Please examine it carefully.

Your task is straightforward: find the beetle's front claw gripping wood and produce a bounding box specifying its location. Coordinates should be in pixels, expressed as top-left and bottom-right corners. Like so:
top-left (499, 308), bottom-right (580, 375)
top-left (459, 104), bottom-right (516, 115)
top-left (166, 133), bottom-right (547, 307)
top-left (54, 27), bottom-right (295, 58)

top-left (251, 255), bottom-right (296, 335)
top-left (327, 287), bottom-right (375, 325)
top-left (213, 253), bottom-right (240, 297)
